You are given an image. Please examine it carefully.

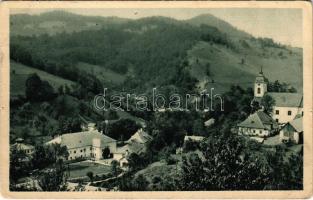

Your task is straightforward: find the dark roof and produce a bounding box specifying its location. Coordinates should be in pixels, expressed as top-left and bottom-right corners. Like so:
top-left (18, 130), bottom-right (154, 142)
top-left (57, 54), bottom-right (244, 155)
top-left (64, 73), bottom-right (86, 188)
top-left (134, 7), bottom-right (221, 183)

top-left (238, 111), bottom-right (278, 130)
top-left (267, 92), bottom-right (303, 108)
top-left (255, 72), bottom-right (268, 83)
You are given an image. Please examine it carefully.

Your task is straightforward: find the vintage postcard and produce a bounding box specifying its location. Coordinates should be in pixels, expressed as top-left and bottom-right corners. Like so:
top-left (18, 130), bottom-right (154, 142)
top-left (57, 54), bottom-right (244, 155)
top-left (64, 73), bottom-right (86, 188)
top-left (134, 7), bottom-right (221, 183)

top-left (0, 1), bottom-right (312, 199)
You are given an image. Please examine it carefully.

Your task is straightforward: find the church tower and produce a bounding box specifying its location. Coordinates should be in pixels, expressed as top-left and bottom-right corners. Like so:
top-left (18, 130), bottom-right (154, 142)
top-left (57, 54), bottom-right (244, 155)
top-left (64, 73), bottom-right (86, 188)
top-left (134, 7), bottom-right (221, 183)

top-left (254, 67), bottom-right (268, 98)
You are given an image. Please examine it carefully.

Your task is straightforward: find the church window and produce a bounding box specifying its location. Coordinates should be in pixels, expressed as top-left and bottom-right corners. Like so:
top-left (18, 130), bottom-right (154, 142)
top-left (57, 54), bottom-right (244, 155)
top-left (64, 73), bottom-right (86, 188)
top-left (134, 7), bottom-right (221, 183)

top-left (257, 88), bottom-right (261, 94)
top-left (288, 111), bottom-right (292, 116)
top-left (275, 110), bottom-right (279, 115)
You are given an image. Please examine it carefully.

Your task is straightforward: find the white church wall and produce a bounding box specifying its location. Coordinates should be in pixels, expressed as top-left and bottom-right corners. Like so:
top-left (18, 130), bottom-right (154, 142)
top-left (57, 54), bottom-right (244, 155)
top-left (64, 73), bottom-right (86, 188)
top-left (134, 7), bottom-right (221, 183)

top-left (272, 106), bottom-right (303, 124)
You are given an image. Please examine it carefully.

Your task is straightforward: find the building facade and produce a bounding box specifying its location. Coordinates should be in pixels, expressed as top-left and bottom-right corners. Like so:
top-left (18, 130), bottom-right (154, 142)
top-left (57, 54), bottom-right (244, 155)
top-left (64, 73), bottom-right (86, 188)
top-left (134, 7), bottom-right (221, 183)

top-left (279, 116), bottom-right (303, 144)
top-left (237, 111), bottom-right (279, 137)
top-left (46, 130), bottom-right (117, 161)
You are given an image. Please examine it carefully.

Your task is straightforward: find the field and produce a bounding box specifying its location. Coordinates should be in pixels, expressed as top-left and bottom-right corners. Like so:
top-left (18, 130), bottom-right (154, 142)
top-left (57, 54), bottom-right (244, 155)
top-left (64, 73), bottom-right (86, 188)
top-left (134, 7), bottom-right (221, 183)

top-left (76, 62), bottom-right (126, 85)
top-left (67, 161), bottom-right (111, 179)
top-left (10, 61), bottom-right (75, 97)
top-left (188, 41), bottom-right (303, 94)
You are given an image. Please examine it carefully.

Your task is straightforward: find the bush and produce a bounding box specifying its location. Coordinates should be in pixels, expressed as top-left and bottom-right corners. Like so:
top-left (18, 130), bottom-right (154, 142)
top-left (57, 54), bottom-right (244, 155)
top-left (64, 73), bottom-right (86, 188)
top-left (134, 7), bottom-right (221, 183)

top-left (183, 139), bottom-right (200, 152)
top-left (166, 155), bottom-right (178, 165)
top-left (152, 176), bottom-right (161, 184)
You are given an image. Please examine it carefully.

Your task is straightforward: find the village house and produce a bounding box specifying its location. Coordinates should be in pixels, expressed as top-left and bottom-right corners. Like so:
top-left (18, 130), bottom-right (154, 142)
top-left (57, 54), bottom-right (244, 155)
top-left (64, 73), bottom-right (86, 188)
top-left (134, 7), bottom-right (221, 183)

top-left (113, 128), bottom-right (153, 169)
top-left (237, 111), bottom-right (279, 137)
top-left (184, 135), bottom-right (205, 143)
top-left (279, 116), bottom-right (303, 144)
top-left (46, 130), bottom-right (117, 161)
top-left (11, 138), bottom-right (35, 156)
top-left (126, 128), bottom-right (153, 144)
top-left (252, 69), bottom-right (303, 124)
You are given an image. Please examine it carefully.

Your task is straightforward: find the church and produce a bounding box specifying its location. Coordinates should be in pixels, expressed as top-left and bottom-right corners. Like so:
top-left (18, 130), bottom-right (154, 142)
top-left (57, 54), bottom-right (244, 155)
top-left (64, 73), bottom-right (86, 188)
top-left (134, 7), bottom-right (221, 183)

top-left (252, 69), bottom-right (303, 125)
top-left (238, 69), bottom-right (303, 143)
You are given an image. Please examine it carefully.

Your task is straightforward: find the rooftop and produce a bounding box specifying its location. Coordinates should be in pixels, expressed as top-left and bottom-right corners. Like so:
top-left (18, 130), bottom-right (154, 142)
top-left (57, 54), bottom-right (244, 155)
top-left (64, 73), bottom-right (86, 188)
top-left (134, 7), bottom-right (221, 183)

top-left (126, 129), bottom-right (152, 144)
top-left (289, 116), bottom-right (303, 132)
top-left (267, 92), bottom-right (303, 108)
top-left (238, 111), bottom-right (278, 130)
top-left (184, 135), bottom-right (205, 142)
top-left (46, 130), bottom-right (116, 149)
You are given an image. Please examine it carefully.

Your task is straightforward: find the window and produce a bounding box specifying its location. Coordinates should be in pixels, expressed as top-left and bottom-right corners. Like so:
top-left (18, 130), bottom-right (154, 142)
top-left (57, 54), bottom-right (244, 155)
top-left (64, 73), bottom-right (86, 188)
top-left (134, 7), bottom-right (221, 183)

top-left (253, 130), bottom-right (255, 133)
top-left (257, 88), bottom-right (261, 94)
top-left (276, 119), bottom-right (279, 123)
top-left (90, 147), bottom-right (92, 150)
top-left (74, 151), bottom-right (76, 153)
top-left (275, 110), bottom-right (279, 115)
top-left (70, 157), bottom-right (72, 160)
top-left (84, 148), bottom-right (86, 152)
top-left (80, 150), bottom-right (83, 153)
top-left (288, 111), bottom-right (292, 116)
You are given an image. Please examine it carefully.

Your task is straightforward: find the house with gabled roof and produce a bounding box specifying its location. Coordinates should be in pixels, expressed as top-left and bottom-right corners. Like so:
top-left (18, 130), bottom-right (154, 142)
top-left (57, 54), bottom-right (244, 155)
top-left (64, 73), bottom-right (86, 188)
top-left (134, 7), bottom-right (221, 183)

top-left (279, 116), bottom-right (303, 144)
top-left (11, 138), bottom-right (35, 160)
top-left (126, 128), bottom-right (152, 144)
top-left (46, 130), bottom-right (117, 161)
top-left (237, 111), bottom-right (279, 137)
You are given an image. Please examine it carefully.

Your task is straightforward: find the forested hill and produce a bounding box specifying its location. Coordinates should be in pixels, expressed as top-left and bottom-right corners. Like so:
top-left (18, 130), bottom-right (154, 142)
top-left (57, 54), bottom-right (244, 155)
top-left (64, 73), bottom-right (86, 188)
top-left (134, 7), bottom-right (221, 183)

top-left (10, 11), bottom-right (303, 95)
top-left (10, 10), bottom-right (130, 36)
top-left (186, 14), bottom-right (251, 39)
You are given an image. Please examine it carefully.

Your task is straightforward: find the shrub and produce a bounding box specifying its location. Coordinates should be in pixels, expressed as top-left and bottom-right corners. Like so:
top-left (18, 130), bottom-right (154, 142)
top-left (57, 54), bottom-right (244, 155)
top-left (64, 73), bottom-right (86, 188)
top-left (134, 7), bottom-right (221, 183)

top-left (166, 155), bottom-right (178, 165)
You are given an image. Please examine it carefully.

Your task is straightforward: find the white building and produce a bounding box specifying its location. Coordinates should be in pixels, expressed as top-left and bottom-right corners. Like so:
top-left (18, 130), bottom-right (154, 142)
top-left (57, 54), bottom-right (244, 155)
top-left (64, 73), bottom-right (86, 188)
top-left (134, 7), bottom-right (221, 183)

top-left (252, 69), bottom-right (303, 124)
top-left (254, 69), bottom-right (268, 98)
top-left (279, 116), bottom-right (303, 144)
top-left (268, 93), bottom-right (303, 124)
top-left (11, 139), bottom-right (35, 156)
top-left (237, 111), bottom-right (279, 137)
top-left (184, 135), bottom-right (205, 142)
top-left (46, 130), bottom-right (117, 161)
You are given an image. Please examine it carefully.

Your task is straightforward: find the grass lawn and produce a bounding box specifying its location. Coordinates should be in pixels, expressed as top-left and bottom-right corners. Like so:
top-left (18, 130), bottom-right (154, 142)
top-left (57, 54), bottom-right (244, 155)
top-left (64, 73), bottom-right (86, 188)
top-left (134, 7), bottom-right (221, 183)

top-left (10, 61), bottom-right (75, 97)
top-left (67, 161), bottom-right (111, 179)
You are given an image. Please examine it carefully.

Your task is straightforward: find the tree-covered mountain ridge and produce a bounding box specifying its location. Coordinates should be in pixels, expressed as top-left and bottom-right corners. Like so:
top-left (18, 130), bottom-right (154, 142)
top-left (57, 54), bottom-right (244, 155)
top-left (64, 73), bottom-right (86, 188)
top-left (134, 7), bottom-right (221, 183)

top-left (10, 11), bottom-right (302, 95)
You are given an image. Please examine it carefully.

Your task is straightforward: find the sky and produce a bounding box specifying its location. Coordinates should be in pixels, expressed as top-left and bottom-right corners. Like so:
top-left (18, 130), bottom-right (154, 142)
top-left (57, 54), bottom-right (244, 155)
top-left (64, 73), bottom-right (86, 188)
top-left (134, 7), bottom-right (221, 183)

top-left (11, 8), bottom-right (303, 47)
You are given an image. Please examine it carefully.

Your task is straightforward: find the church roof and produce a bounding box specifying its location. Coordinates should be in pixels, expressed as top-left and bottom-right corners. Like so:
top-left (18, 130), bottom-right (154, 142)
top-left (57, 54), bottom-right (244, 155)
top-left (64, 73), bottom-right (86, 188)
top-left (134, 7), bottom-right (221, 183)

top-left (238, 111), bottom-right (278, 130)
top-left (46, 130), bottom-right (116, 149)
top-left (255, 71), bottom-right (268, 83)
top-left (267, 92), bottom-right (303, 108)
